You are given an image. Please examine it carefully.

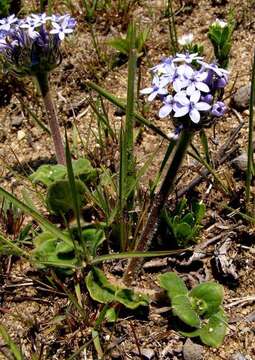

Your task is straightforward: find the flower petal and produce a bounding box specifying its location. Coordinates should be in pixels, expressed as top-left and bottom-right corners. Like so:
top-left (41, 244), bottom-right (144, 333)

top-left (195, 102), bottom-right (211, 111)
top-left (140, 87), bottom-right (154, 95)
top-left (174, 106), bottom-right (189, 118)
top-left (159, 104), bottom-right (172, 118)
top-left (190, 90), bottom-right (200, 103)
top-left (175, 92), bottom-right (190, 106)
top-left (186, 83), bottom-right (196, 96)
top-left (189, 108), bottom-right (200, 123)
top-left (148, 91), bottom-right (158, 101)
top-left (195, 81), bottom-right (210, 93)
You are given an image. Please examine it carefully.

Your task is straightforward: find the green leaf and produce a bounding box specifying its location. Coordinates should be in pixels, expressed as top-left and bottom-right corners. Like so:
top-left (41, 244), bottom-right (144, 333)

top-left (30, 164), bottom-right (66, 186)
top-left (108, 38), bottom-right (129, 55)
top-left (115, 288), bottom-right (149, 309)
top-left (46, 179), bottom-right (86, 215)
top-left (182, 213), bottom-right (195, 226)
top-left (172, 295), bottom-right (201, 328)
top-left (199, 308), bottom-right (227, 347)
top-left (192, 202), bottom-right (206, 223)
top-left (105, 308), bottom-right (117, 322)
top-left (86, 267), bottom-right (149, 309)
top-left (72, 158), bottom-right (97, 182)
top-left (159, 272), bottom-right (188, 298)
top-left (176, 222), bottom-right (192, 240)
top-left (189, 282), bottom-right (224, 317)
top-left (86, 267), bottom-right (116, 304)
top-left (82, 228), bottom-right (105, 257)
top-left (179, 310), bottom-right (227, 348)
top-left (33, 231), bottom-right (77, 273)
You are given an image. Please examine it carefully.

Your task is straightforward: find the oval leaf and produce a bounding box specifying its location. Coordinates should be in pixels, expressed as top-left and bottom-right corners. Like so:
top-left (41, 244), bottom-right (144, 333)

top-left (198, 308), bottom-right (227, 348)
top-left (115, 289), bottom-right (149, 309)
top-left (172, 295), bottom-right (201, 328)
top-left (86, 267), bottom-right (117, 304)
top-left (159, 272), bottom-right (188, 298)
top-left (30, 164), bottom-right (66, 187)
top-left (46, 179), bottom-right (86, 215)
top-left (189, 282), bottom-right (224, 317)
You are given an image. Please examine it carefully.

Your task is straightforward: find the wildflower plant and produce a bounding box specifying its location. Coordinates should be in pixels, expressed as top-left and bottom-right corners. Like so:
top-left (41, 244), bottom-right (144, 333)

top-left (159, 272), bottom-right (227, 348)
top-left (0, 13), bottom-right (76, 164)
top-left (161, 198), bottom-right (206, 247)
top-left (141, 52), bottom-right (228, 126)
top-left (123, 53), bottom-right (229, 284)
top-left (208, 17), bottom-right (235, 69)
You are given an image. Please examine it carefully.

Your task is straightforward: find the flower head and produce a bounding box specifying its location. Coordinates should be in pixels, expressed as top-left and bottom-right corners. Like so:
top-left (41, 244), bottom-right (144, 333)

top-left (141, 52), bottom-right (229, 128)
top-left (140, 75), bottom-right (168, 101)
top-left (174, 90), bottom-right (211, 123)
top-left (50, 15), bottom-right (76, 41)
top-left (212, 18), bottom-right (227, 28)
top-left (211, 101), bottom-right (227, 117)
top-left (0, 13), bottom-right (76, 76)
top-left (178, 33), bottom-right (193, 46)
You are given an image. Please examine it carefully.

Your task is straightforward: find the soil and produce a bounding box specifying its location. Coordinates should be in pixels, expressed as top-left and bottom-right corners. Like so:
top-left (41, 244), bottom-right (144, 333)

top-left (0, 0), bottom-right (255, 359)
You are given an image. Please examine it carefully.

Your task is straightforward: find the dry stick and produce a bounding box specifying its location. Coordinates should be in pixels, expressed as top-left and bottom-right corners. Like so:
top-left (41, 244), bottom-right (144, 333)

top-left (123, 129), bottom-right (193, 285)
top-left (36, 72), bottom-right (66, 165)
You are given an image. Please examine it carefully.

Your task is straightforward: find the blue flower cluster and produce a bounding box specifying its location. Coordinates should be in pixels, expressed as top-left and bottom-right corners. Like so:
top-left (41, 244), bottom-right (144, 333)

top-left (141, 53), bottom-right (228, 125)
top-left (0, 13), bottom-right (76, 76)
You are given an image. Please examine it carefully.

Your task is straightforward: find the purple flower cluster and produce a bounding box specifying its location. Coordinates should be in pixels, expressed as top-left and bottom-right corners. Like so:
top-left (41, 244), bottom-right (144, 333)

top-left (141, 53), bottom-right (228, 125)
top-left (0, 13), bottom-right (76, 76)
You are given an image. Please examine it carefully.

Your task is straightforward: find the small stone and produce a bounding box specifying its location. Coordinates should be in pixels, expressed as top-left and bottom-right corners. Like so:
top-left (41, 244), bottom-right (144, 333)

top-left (141, 348), bottom-right (155, 359)
top-left (183, 339), bottom-right (204, 360)
top-left (17, 130), bottom-right (26, 141)
top-left (133, 348), bottom-right (155, 359)
top-left (232, 84), bottom-right (251, 110)
top-left (11, 115), bottom-right (23, 127)
top-left (231, 153), bottom-right (249, 172)
top-left (230, 352), bottom-right (250, 360)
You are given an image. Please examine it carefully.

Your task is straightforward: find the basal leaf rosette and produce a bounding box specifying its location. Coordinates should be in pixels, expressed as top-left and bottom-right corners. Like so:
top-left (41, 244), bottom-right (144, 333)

top-left (0, 13), bottom-right (76, 76)
top-left (141, 52), bottom-right (229, 133)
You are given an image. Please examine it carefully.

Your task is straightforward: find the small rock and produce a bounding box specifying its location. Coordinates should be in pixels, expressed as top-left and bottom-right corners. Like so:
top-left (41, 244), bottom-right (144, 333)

top-left (232, 84), bottom-right (251, 110)
top-left (11, 115), bottom-right (23, 127)
top-left (231, 352), bottom-right (250, 360)
top-left (132, 348), bottom-right (155, 359)
top-left (17, 130), bottom-right (26, 141)
top-left (183, 339), bottom-right (204, 360)
top-left (231, 153), bottom-right (248, 172)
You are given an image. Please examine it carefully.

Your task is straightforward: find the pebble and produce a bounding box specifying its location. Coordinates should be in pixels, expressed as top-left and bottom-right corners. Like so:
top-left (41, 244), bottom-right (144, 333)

top-left (230, 352), bottom-right (250, 360)
top-left (11, 115), bottom-right (23, 127)
top-left (183, 339), bottom-right (204, 360)
top-left (232, 84), bottom-right (251, 110)
top-left (17, 130), bottom-right (26, 141)
top-left (132, 348), bottom-right (155, 359)
top-left (231, 153), bottom-right (249, 172)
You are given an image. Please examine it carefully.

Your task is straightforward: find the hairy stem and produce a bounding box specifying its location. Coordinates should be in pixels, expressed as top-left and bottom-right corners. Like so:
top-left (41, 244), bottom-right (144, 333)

top-left (123, 129), bottom-right (193, 285)
top-left (36, 72), bottom-right (66, 165)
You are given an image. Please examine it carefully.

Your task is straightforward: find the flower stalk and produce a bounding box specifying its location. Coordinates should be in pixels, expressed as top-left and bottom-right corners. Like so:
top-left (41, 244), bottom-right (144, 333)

top-left (36, 72), bottom-right (66, 165)
top-left (123, 129), bottom-right (193, 285)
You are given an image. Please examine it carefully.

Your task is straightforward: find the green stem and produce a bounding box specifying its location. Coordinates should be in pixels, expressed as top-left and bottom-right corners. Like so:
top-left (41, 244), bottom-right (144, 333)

top-left (246, 49), bottom-right (255, 207)
top-left (36, 72), bottom-right (66, 165)
top-left (123, 129), bottom-right (193, 285)
top-left (119, 21), bottom-right (137, 250)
